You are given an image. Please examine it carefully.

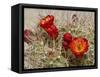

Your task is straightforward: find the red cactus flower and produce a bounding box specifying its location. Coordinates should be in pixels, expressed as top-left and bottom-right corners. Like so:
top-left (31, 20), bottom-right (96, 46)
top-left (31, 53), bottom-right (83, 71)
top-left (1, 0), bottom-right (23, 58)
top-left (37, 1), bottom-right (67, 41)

top-left (24, 29), bottom-right (33, 44)
top-left (40, 15), bottom-right (58, 39)
top-left (50, 25), bottom-right (58, 38)
top-left (45, 15), bottom-right (54, 25)
top-left (63, 33), bottom-right (72, 43)
top-left (69, 37), bottom-right (89, 58)
top-left (62, 33), bottom-right (72, 50)
top-left (62, 41), bottom-right (68, 50)
top-left (40, 15), bottom-right (54, 28)
top-left (40, 19), bottom-right (48, 28)
top-left (45, 25), bottom-right (58, 39)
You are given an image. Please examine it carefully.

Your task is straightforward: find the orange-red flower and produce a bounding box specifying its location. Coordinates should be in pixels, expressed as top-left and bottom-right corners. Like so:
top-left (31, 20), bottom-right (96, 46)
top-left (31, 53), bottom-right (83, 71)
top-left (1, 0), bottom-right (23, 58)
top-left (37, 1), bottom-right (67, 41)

top-left (69, 37), bottom-right (89, 58)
